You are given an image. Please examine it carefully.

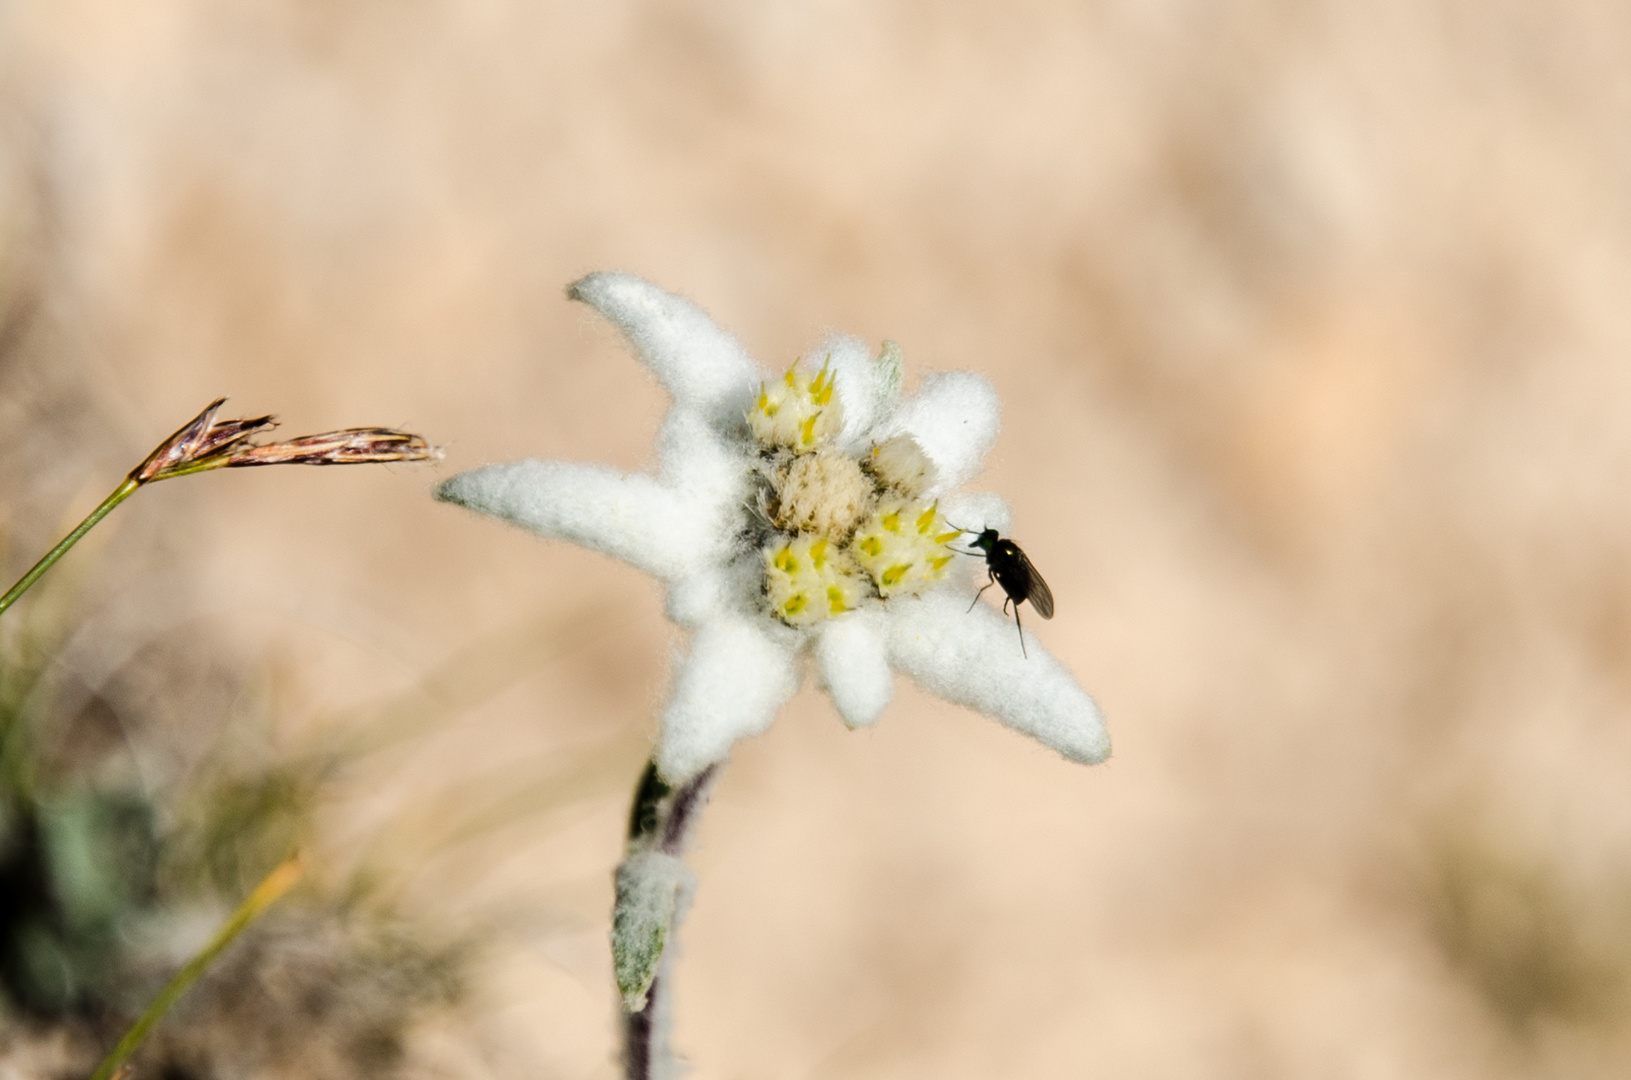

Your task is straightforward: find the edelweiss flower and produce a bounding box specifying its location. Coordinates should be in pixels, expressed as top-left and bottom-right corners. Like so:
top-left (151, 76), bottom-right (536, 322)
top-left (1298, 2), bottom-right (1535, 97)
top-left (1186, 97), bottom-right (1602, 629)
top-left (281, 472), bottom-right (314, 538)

top-left (435, 273), bottom-right (1110, 782)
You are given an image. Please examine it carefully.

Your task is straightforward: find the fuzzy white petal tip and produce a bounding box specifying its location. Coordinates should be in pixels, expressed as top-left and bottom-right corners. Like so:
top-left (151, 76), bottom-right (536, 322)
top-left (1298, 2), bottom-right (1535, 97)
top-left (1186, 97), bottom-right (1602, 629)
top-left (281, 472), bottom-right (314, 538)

top-left (435, 461), bottom-right (710, 580)
top-left (569, 271), bottom-right (757, 418)
top-left (886, 591), bottom-right (1110, 766)
top-left (815, 613), bottom-right (894, 728)
top-left (890, 372), bottom-right (1001, 494)
top-left (657, 619), bottom-right (801, 783)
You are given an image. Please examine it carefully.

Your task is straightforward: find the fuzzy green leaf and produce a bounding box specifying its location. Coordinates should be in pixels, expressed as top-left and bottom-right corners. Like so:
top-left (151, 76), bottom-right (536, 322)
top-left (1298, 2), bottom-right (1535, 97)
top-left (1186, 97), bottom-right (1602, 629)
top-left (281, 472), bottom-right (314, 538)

top-left (874, 340), bottom-right (904, 415)
top-left (611, 851), bottom-right (693, 1012)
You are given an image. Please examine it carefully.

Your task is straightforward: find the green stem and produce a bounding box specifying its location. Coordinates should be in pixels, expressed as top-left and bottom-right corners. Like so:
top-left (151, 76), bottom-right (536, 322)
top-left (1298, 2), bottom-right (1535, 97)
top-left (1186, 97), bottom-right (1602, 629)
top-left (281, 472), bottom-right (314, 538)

top-left (87, 855), bottom-right (304, 1080)
top-left (0, 477), bottom-right (140, 618)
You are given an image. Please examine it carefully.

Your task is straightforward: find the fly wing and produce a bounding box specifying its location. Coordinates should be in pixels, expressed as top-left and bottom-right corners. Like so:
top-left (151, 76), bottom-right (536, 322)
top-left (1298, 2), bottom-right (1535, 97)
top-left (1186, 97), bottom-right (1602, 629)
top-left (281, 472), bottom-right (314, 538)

top-left (1013, 546), bottom-right (1054, 619)
top-left (994, 542), bottom-right (1055, 619)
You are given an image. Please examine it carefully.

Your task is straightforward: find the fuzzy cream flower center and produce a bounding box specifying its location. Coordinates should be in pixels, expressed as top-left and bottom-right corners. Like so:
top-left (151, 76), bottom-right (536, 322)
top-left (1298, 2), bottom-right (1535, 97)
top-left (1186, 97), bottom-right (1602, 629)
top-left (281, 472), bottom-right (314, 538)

top-left (769, 450), bottom-right (871, 536)
top-left (867, 433), bottom-right (938, 495)
top-left (750, 352), bottom-right (959, 627)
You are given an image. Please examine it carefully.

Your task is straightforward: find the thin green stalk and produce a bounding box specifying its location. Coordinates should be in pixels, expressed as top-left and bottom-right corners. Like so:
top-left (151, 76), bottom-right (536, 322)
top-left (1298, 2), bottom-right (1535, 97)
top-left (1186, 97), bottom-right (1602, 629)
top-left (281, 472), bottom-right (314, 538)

top-left (87, 855), bottom-right (305, 1080)
top-left (0, 477), bottom-right (139, 618)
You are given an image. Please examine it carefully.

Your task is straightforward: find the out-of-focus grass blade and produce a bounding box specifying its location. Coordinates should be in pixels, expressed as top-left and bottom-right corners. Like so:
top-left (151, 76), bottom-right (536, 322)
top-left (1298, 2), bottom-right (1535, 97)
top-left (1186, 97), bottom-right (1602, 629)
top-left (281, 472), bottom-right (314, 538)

top-left (87, 855), bottom-right (305, 1080)
top-left (349, 725), bottom-right (648, 895)
top-left (305, 601), bottom-right (624, 771)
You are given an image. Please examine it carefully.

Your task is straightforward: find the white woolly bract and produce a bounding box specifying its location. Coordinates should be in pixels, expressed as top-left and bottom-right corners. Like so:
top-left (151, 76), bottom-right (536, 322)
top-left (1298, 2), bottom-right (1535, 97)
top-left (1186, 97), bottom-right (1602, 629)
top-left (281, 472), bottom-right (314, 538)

top-left (434, 460), bottom-right (711, 581)
top-left (885, 590), bottom-right (1110, 765)
top-left (940, 491), bottom-right (1012, 536)
top-left (815, 613), bottom-right (893, 728)
top-left (658, 618), bottom-right (800, 782)
top-left (664, 563), bottom-right (756, 630)
top-left (888, 371), bottom-right (1001, 495)
top-left (569, 271), bottom-right (757, 421)
top-left (653, 408), bottom-right (750, 553)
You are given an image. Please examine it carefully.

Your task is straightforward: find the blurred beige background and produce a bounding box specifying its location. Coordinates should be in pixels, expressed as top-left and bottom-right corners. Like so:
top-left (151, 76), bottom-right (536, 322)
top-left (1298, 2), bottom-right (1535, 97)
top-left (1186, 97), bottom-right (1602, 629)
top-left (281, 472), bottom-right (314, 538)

top-left (5, 1), bottom-right (1631, 1077)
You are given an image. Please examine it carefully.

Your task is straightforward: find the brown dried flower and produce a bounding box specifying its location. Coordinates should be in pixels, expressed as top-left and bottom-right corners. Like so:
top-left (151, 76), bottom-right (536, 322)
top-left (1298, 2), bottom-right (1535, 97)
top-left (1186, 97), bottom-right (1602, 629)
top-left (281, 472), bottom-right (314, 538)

top-left (131, 399), bottom-right (438, 484)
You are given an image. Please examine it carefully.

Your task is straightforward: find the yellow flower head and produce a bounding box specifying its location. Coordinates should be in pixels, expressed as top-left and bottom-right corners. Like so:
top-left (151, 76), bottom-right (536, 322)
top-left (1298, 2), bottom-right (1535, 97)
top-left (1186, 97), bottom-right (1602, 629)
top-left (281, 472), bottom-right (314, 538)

top-left (851, 499), bottom-right (959, 599)
top-left (763, 533), bottom-right (868, 626)
top-left (748, 357), bottom-right (843, 452)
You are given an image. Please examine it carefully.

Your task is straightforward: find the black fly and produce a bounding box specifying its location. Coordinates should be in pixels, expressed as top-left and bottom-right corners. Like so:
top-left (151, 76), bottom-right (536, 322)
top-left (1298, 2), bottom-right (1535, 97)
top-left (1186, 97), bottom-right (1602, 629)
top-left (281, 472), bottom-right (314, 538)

top-left (956, 528), bottom-right (1054, 657)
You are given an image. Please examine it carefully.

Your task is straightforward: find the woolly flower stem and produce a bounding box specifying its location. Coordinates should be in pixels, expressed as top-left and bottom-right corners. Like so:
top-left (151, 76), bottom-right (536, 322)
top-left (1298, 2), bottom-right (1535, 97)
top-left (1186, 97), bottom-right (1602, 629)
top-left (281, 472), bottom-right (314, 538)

top-left (617, 760), bottom-right (719, 1080)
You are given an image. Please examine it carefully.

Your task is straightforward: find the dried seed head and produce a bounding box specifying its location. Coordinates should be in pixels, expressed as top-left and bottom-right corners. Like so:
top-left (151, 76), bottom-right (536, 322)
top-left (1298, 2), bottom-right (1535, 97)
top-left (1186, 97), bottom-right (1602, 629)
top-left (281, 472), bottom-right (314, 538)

top-left (130, 398), bottom-right (276, 483)
top-left (224, 428), bottom-right (440, 467)
top-left (130, 399), bottom-right (438, 483)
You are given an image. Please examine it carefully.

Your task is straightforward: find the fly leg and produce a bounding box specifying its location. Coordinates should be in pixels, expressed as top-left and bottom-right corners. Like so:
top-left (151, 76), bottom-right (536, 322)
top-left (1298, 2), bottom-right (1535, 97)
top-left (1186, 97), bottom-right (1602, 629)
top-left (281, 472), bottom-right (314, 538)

top-left (967, 568), bottom-right (998, 613)
top-left (1013, 601), bottom-right (1027, 658)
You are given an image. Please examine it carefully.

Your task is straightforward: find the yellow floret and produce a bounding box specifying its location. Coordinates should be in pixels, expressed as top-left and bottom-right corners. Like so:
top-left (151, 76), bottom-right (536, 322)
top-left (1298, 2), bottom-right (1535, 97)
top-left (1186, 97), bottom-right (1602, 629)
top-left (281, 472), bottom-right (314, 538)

top-left (763, 532), bottom-right (867, 627)
top-left (748, 357), bottom-right (843, 452)
top-left (849, 499), bottom-right (957, 598)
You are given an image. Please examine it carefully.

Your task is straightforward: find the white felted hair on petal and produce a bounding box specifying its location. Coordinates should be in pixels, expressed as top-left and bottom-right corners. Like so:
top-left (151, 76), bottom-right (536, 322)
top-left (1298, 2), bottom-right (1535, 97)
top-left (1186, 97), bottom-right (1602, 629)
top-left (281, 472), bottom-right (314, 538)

top-left (434, 461), bottom-right (707, 581)
top-left (658, 617), bottom-right (801, 782)
top-left (664, 572), bottom-right (725, 631)
top-left (654, 408), bottom-right (750, 540)
top-left (663, 558), bottom-right (762, 630)
top-left (885, 590), bottom-right (1110, 765)
top-left (889, 372), bottom-right (1001, 495)
top-left (806, 334), bottom-right (888, 452)
top-left (814, 612), bottom-right (894, 728)
top-left (569, 272), bottom-right (758, 420)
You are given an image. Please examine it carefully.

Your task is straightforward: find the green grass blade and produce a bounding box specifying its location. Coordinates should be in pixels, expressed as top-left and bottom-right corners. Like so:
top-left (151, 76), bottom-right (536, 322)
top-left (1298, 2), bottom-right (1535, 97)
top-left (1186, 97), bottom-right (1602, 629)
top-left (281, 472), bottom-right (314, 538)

top-left (87, 854), bottom-right (304, 1080)
top-left (0, 478), bottom-right (139, 619)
